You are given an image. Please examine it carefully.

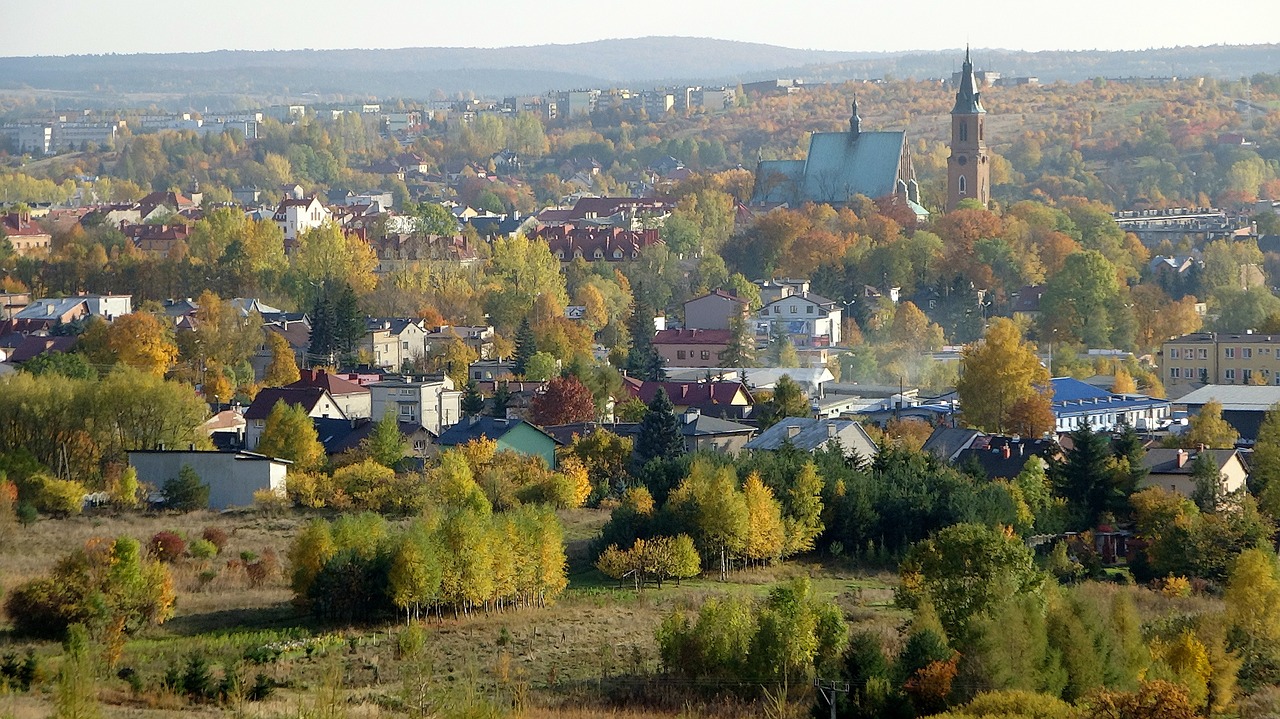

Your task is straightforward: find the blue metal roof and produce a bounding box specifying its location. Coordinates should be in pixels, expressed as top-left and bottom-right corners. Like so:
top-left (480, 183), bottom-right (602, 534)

top-left (1050, 377), bottom-right (1109, 402)
top-left (751, 131), bottom-right (906, 205)
top-left (1048, 377), bottom-right (1169, 418)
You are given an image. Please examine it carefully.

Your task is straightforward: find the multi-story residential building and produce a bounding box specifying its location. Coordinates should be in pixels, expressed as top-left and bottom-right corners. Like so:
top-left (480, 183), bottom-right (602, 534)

top-left (1, 211), bottom-right (51, 258)
top-left (272, 197), bottom-right (331, 243)
top-left (684, 290), bottom-right (751, 331)
top-left (758, 291), bottom-right (842, 348)
top-left (368, 375), bottom-right (461, 435)
top-left (653, 328), bottom-right (733, 368)
top-left (365, 318), bottom-right (427, 370)
top-left (1161, 332), bottom-right (1280, 389)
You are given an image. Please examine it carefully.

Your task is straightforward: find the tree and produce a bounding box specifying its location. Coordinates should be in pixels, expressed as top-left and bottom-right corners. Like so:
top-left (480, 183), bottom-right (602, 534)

top-left (957, 318), bottom-right (1050, 434)
top-left (106, 312), bottom-right (178, 376)
top-left (1183, 400), bottom-right (1239, 449)
top-left (1225, 547), bottom-right (1280, 661)
top-left (262, 330), bottom-right (301, 387)
top-left (460, 379), bottom-right (485, 417)
top-left (1055, 425), bottom-right (1116, 528)
top-left (720, 313), bottom-right (757, 368)
top-left (415, 202), bottom-right (457, 236)
top-left (483, 235), bottom-right (568, 329)
top-left (1251, 404), bottom-right (1280, 515)
top-left (512, 318), bottom-right (537, 377)
top-left (1040, 250), bottom-right (1122, 347)
top-left (1112, 367), bottom-right (1137, 394)
top-left (163, 465), bottom-right (210, 512)
top-left (1087, 680), bottom-right (1199, 719)
top-left (755, 375), bottom-right (811, 429)
top-left (360, 413), bottom-right (406, 469)
top-left (291, 223), bottom-right (377, 296)
top-left (256, 400), bottom-right (326, 472)
top-left (897, 523), bottom-right (1044, 644)
top-left (668, 460), bottom-right (749, 580)
top-left (489, 381), bottom-right (512, 418)
top-left (21, 352), bottom-right (95, 380)
top-left (531, 375), bottom-right (596, 426)
top-left (524, 351), bottom-right (557, 382)
top-left (53, 625), bottom-right (100, 719)
top-left (1191, 450), bottom-right (1223, 513)
top-left (625, 301), bottom-right (665, 381)
top-left (635, 388), bottom-right (684, 466)
top-left (742, 473), bottom-right (786, 565)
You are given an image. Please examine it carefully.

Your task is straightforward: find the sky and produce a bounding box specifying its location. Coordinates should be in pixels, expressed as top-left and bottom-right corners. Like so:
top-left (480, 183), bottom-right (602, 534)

top-left (8, 0), bottom-right (1280, 57)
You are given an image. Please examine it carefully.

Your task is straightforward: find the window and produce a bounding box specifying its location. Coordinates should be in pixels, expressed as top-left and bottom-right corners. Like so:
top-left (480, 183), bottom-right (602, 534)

top-left (473, 371), bottom-right (482, 380)
top-left (1245, 348), bottom-right (1253, 359)
top-left (700, 351), bottom-right (710, 360)
top-left (1199, 349), bottom-right (1208, 360)
top-left (1226, 347), bottom-right (1236, 359)
top-left (959, 122), bottom-right (968, 142)
top-left (761, 308), bottom-right (769, 316)
top-left (1170, 348), bottom-right (1180, 359)
top-left (613, 249), bottom-right (622, 259)
top-left (1245, 369), bottom-right (1254, 384)
top-left (1170, 367), bottom-right (1180, 379)
top-left (807, 305), bottom-right (814, 314)
top-left (958, 175), bottom-right (967, 194)
top-left (1200, 368), bottom-right (1209, 382)
top-left (402, 341), bottom-right (409, 349)
top-left (677, 350), bottom-right (686, 360)
top-left (790, 306), bottom-right (797, 314)
top-left (1226, 369), bottom-right (1236, 382)
top-left (399, 405), bottom-right (412, 416)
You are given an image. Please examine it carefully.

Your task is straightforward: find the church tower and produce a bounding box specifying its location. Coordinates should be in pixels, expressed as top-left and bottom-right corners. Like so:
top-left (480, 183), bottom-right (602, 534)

top-left (946, 47), bottom-right (989, 212)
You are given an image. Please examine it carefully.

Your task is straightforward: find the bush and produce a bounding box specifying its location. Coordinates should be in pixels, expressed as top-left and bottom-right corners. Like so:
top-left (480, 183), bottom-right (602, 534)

top-left (149, 531), bottom-right (187, 563)
top-left (163, 465), bottom-right (209, 512)
top-left (33, 475), bottom-right (86, 516)
top-left (16, 502), bottom-right (37, 526)
top-left (189, 539), bottom-right (218, 561)
top-left (398, 624), bottom-right (427, 658)
top-left (200, 527), bottom-right (228, 554)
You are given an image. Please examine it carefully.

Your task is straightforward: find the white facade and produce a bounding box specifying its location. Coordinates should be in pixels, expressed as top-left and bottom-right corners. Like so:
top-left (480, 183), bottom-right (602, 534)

top-left (274, 198), bottom-right (332, 242)
top-left (128, 450), bottom-right (288, 510)
top-left (758, 293), bottom-right (842, 347)
top-left (369, 376), bottom-right (462, 435)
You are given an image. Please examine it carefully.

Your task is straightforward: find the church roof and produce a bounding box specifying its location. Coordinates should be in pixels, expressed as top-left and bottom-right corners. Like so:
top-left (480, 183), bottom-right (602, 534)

top-left (952, 47), bottom-right (986, 115)
top-left (752, 131), bottom-right (906, 205)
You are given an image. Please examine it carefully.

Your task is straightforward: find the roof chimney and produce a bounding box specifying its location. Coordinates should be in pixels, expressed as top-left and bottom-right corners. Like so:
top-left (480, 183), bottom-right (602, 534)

top-left (827, 423), bottom-right (837, 439)
top-left (1002, 444), bottom-right (1011, 459)
top-left (1177, 449), bottom-right (1189, 468)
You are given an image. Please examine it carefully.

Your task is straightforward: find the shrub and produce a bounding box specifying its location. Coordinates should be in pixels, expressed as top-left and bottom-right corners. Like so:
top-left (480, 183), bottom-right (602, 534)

top-left (33, 475), bottom-right (86, 516)
top-left (189, 539), bottom-right (218, 561)
top-left (149, 532), bottom-right (187, 563)
top-left (163, 465), bottom-right (209, 512)
top-left (200, 527), bottom-right (228, 554)
top-left (16, 502), bottom-right (37, 526)
top-left (398, 624), bottom-right (427, 658)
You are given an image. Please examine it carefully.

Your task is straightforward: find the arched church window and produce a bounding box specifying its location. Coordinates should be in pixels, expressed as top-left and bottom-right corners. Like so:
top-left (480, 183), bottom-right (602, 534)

top-left (959, 122), bottom-right (968, 142)
top-left (958, 176), bottom-right (967, 195)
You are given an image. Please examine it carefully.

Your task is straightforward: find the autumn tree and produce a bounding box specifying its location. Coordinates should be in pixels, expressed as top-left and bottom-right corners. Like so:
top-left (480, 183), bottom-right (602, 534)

top-left (667, 459), bottom-right (749, 580)
top-left (531, 375), bottom-right (596, 426)
top-left (742, 472), bottom-right (786, 565)
top-left (291, 222), bottom-right (377, 295)
top-left (360, 413), bottom-right (406, 469)
top-left (106, 312), bottom-right (179, 376)
top-left (263, 330), bottom-right (301, 387)
top-left (957, 318), bottom-right (1051, 434)
top-left (1181, 400), bottom-right (1240, 449)
top-left (257, 400), bottom-right (326, 472)
top-left (1224, 547), bottom-right (1280, 667)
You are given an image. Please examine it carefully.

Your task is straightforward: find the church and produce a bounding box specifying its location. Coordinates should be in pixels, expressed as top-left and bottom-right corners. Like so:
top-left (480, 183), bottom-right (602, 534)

top-left (750, 49), bottom-right (990, 216)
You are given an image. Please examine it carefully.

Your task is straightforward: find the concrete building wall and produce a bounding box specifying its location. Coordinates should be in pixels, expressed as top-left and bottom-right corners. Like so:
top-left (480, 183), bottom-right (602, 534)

top-left (128, 451), bottom-right (287, 510)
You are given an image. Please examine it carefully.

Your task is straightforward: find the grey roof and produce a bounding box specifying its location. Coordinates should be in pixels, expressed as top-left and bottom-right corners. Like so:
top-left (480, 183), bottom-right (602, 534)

top-left (681, 414), bottom-right (756, 437)
top-left (1177, 385), bottom-right (1280, 411)
top-left (744, 418), bottom-right (878, 457)
top-left (753, 130), bottom-right (906, 205)
top-left (952, 48), bottom-right (986, 115)
top-left (922, 427), bottom-right (983, 462)
top-left (14, 298), bottom-right (87, 320)
top-left (1143, 448), bottom-right (1240, 475)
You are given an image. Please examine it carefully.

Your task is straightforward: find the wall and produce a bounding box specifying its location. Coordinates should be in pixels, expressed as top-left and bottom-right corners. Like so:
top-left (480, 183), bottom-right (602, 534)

top-left (128, 451), bottom-right (286, 510)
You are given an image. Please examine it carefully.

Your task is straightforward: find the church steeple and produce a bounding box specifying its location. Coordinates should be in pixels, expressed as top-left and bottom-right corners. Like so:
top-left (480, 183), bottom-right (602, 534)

top-left (946, 46), bottom-right (990, 212)
top-left (849, 96), bottom-right (861, 137)
top-left (952, 45), bottom-right (985, 115)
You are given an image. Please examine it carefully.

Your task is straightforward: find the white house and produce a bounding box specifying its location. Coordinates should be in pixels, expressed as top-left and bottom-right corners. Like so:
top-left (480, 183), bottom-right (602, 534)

top-left (272, 197), bottom-right (332, 242)
top-left (369, 375), bottom-right (462, 435)
top-left (242, 387), bottom-right (347, 450)
top-left (758, 291), bottom-right (842, 348)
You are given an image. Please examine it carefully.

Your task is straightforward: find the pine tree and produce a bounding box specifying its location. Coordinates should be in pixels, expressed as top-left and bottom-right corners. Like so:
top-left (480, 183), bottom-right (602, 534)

top-left (489, 381), bottom-right (512, 418)
top-left (307, 292), bottom-right (336, 366)
top-left (635, 388), bottom-right (684, 466)
top-left (625, 302), bottom-right (664, 381)
top-left (1251, 404), bottom-right (1280, 515)
top-left (461, 379), bottom-right (485, 417)
top-left (512, 318), bottom-right (536, 377)
top-left (1054, 425), bottom-right (1116, 529)
top-left (1191, 451), bottom-right (1222, 513)
top-left (721, 313), bottom-right (756, 368)
top-left (334, 283), bottom-right (365, 356)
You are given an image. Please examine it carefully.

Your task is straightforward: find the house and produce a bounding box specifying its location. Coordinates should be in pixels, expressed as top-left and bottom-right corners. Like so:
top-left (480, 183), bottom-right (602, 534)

top-left (0, 292), bottom-right (30, 321)
top-left (2, 211), bottom-right (52, 258)
top-left (128, 450), bottom-right (288, 510)
top-left (272, 197), bottom-right (331, 243)
top-left (1176, 384), bottom-right (1280, 443)
top-left (368, 374), bottom-right (461, 435)
top-left (364, 318), bottom-right (427, 370)
top-left (432, 416), bottom-right (559, 468)
top-left (284, 369), bottom-right (372, 419)
top-left (952, 435), bottom-right (1056, 480)
top-left (922, 427), bottom-right (985, 462)
top-left (758, 291), bottom-right (842, 349)
top-left (1162, 333), bottom-right (1280, 390)
top-left (744, 417), bottom-right (879, 458)
top-left (544, 410), bottom-right (757, 454)
top-left (684, 290), bottom-right (751, 331)
top-left (426, 325), bottom-right (495, 360)
top-left (621, 377), bottom-right (754, 417)
top-left (137, 190), bottom-right (199, 220)
top-left (252, 316), bottom-right (311, 380)
top-left (312, 417), bottom-right (433, 459)
top-left (12, 297), bottom-right (90, 328)
top-left (751, 99), bottom-right (923, 214)
top-left (533, 225), bottom-right (662, 263)
top-left (243, 387), bottom-right (347, 450)
top-left (125, 223), bottom-right (192, 256)
top-left (199, 409), bottom-right (247, 451)
top-left (1141, 448), bottom-right (1248, 498)
top-left (652, 328), bottom-right (733, 368)
top-left (469, 360), bottom-right (516, 383)
top-left (1049, 377), bottom-right (1171, 433)
top-left (663, 366), bottom-right (836, 398)
top-left (3, 334), bottom-right (77, 363)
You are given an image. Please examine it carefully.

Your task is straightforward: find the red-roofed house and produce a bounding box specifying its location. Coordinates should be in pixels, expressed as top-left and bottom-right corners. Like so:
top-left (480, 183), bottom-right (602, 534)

top-left (652, 328), bottom-right (733, 368)
top-left (532, 225), bottom-right (661, 263)
top-left (2, 212), bottom-right (51, 258)
top-left (124, 223), bottom-right (192, 256)
top-left (621, 376), bottom-right (753, 411)
top-left (284, 369), bottom-right (372, 419)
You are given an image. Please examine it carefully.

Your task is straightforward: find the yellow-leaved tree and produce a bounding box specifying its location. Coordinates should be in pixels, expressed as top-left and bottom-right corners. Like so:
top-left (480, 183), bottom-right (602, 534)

top-left (106, 312), bottom-right (178, 377)
top-left (956, 318), bottom-right (1051, 434)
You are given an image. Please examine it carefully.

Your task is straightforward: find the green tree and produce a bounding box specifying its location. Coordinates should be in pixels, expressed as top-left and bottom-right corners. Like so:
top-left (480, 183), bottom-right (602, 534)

top-left (460, 379), bottom-right (485, 417)
top-left (1191, 450), bottom-right (1223, 512)
top-left (756, 374), bottom-right (811, 429)
top-left (898, 523), bottom-right (1044, 644)
top-left (635, 388), bottom-right (684, 467)
top-left (1040, 250), bottom-right (1122, 347)
top-left (489, 381), bottom-right (512, 418)
top-left (1225, 547), bottom-right (1280, 666)
top-left (720, 313), bottom-right (757, 368)
top-left (163, 465), bottom-right (210, 512)
top-left (21, 352), bottom-right (96, 380)
top-left (1055, 424), bottom-right (1118, 529)
top-left (667, 459), bottom-right (749, 580)
top-left (957, 318), bottom-right (1051, 434)
top-left (415, 202), bottom-right (456, 236)
top-left (624, 300), bottom-right (665, 381)
top-left (257, 400), bottom-right (326, 472)
top-left (524, 351), bottom-right (557, 382)
top-left (359, 413), bottom-right (406, 469)
top-left (53, 625), bottom-right (100, 719)
top-left (1251, 404), bottom-right (1280, 515)
top-left (512, 317), bottom-right (537, 377)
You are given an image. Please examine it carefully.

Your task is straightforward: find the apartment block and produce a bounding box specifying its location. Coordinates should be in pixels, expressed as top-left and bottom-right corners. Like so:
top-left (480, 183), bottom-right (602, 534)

top-left (1161, 332), bottom-right (1280, 388)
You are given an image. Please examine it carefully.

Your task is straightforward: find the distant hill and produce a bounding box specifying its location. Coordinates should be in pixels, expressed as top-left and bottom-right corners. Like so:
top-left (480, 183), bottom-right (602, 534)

top-left (0, 38), bottom-right (1278, 106)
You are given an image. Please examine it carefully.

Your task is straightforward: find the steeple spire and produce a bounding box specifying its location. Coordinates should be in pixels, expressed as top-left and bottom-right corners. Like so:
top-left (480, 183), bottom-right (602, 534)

top-left (952, 45), bottom-right (985, 115)
top-left (849, 95), bottom-right (861, 137)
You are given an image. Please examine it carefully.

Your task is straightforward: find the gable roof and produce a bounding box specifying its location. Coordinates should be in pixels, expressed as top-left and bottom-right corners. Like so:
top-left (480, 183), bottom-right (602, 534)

top-left (1143, 448), bottom-right (1240, 475)
top-left (922, 427), bottom-right (983, 462)
top-left (435, 417), bottom-right (560, 447)
top-left (686, 289), bottom-right (749, 307)
top-left (761, 290), bottom-right (838, 310)
top-left (621, 377), bottom-right (752, 406)
top-left (744, 417), bottom-right (878, 456)
top-left (1178, 385), bottom-right (1280, 411)
top-left (285, 369), bottom-right (369, 397)
top-left (244, 387), bottom-right (335, 421)
top-left (753, 130), bottom-right (907, 205)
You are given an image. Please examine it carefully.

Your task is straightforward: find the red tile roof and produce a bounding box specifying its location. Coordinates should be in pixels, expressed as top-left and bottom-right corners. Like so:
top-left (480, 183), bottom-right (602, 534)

top-left (285, 369), bottom-right (369, 396)
top-left (531, 225), bottom-right (661, 261)
top-left (653, 328), bottom-right (734, 345)
top-left (622, 377), bottom-right (752, 406)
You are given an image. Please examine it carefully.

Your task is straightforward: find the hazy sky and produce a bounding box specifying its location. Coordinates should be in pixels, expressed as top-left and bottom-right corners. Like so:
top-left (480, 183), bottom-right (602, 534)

top-left (8, 0), bottom-right (1279, 57)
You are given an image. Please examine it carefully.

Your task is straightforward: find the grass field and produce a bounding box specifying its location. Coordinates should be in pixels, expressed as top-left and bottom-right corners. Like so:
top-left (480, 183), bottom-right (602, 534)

top-left (0, 508), bottom-right (905, 718)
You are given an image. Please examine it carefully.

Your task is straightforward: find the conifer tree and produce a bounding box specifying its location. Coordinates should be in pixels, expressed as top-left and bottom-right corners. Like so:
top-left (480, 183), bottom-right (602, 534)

top-left (512, 318), bottom-right (536, 377)
top-left (460, 379), bottom-right (485, 417)
top-left (635, 388), bottom-right (684, 466)
top-left (489, 381), bottom-right (512, 418)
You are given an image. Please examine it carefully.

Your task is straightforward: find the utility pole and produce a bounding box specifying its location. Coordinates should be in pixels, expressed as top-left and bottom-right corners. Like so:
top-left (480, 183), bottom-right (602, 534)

top-left (814, 677), bottom-right (849, 719)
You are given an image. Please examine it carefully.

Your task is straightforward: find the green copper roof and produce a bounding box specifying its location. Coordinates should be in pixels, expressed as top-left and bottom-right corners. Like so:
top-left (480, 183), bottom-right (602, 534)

top-left (751, 130), bottom-right (905, 205)
top-left (952, 47), bottom-right (985, 115)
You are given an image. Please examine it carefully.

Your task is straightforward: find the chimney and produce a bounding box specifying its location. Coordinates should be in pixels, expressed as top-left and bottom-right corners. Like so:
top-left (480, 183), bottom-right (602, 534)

top-left (1002, 445), bottom-right (1011, 459)
top-left (827, 423), bottom-right (837, 439)
top-left (1176, 449), bottom-right (1189, 468)
top-left (682, 408), bottom-right (700, 425)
